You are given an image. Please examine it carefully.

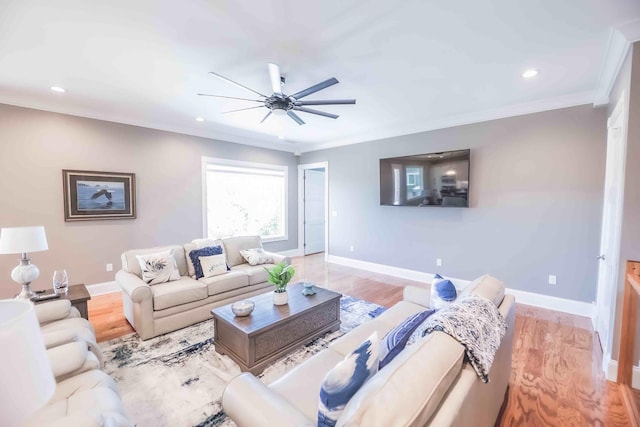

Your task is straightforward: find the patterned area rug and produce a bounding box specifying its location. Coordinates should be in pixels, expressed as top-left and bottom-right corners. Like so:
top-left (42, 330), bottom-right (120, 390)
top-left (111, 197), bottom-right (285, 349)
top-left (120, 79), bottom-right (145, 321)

top-left (100, 295), bottom-right (386, 427)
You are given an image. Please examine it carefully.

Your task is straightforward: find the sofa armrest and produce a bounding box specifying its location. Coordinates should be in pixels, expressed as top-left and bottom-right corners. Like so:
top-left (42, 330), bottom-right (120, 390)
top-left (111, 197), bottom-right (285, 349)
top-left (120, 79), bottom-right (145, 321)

top-left (42, 329), bottom-right (79, 349)
top-left (116, 270), bottom-right (152, 303)
top-left (35, 300), bottom-right (78, 325)
top-left (223, 373), bottom-right (314, 427)
top-left (266, 252), bottom-right (291, 266)
top-left (48, 341), bottom-right (91, 380)
top-left (403, 285), bottom-right (431, 308)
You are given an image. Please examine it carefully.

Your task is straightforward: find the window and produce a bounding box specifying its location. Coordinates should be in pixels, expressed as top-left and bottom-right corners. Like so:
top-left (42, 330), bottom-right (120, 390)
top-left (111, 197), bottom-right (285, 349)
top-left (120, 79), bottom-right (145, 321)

top-left (406, 166), bottom-right (423, 200)
top-left (202, 157), bottom-right (287, 242)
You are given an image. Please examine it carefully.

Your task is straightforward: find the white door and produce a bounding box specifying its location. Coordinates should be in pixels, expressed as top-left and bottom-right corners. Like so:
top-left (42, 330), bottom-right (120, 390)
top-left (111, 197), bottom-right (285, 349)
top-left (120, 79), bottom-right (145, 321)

top-left (304, 169), bottom-right (326, 255)
top-left (595, 95), bottom-right (627, 370)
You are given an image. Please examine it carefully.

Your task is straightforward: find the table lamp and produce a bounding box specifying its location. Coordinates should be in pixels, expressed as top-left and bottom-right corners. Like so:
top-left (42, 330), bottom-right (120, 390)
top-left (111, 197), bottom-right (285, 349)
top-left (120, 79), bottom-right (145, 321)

top-left (0, 300), bottom-right (55, 427)
top-left (0, 226), bottom-right (49, 299)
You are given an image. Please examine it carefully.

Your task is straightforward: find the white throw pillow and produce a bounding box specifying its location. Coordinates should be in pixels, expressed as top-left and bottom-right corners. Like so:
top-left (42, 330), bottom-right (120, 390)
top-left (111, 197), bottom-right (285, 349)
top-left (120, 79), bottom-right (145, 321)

top-left (136, 249), bottom-right (181, 285)
top-left (239, 248), bottom-right (273, 266)
top-left (199, 254), bottom-right (227, 278)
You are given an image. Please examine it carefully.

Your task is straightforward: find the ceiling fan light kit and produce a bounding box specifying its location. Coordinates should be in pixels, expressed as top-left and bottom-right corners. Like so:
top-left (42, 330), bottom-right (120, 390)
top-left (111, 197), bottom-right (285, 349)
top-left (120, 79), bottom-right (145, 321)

top-left (199, 63), bottom-right (356, 126)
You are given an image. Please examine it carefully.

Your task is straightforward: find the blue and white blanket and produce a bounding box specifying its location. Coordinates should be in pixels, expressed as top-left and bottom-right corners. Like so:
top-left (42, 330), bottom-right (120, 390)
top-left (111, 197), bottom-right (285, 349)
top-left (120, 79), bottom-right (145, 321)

top-left (408, 293), bottom-right (506, 383)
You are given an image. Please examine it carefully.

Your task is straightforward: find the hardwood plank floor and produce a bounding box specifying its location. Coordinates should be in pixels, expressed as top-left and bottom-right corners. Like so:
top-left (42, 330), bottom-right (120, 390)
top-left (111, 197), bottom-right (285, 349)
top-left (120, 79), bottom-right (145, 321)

top-left (88, 253), bottom-right (631, 425)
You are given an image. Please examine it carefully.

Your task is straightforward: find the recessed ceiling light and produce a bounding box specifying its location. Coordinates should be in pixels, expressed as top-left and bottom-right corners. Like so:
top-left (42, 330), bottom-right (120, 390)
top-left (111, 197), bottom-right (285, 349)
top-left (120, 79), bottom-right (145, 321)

top-left (278, 135), bottom-right (285, 140)
top-left (522, 69), bottom-right (539, 79)
top-left (50, 86), bottom-right (66, 93)
top-left (195, 117), bottom-right (205, 122)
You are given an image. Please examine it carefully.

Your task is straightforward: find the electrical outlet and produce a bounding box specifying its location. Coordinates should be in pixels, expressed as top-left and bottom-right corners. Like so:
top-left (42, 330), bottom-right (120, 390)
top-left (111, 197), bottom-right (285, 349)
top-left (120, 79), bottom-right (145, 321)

top-left (349, 245), bottom-right (354, 252)
top-left (548, 275), bottom-right (557, 285)
top-left (436, 258), bottom-right (442, 267)
top-left (106, 263), bottom-right (113, 272)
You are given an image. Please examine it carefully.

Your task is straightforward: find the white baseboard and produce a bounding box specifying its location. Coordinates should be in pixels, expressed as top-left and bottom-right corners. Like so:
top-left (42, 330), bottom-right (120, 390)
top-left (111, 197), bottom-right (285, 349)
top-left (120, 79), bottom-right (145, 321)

top-left (607, 360), bottom-right (640, 388)
top-left (327, 254), bottom-right (594, 319)
top-left (86, 281), bottom-right (119, 296)
top-left (279, 248), bottom-right (303, 257)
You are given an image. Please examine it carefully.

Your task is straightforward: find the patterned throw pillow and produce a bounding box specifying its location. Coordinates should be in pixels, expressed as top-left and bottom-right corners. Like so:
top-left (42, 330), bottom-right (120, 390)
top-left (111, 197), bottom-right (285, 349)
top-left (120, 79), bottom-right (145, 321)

top-left (318, 332), bottom-right (379, 427)
top-left (429, 273), bottom-right (457, 310)
top-left (239, 248), bottom-right (274, 266)
top-left (135, 249), bottom-right (181, 285)
top-left (378, 309), bottom-right (434, 370)
top-left (199, 254), bottom-right (227, 278)
top-left (189, 246), bottom-right (225, 279)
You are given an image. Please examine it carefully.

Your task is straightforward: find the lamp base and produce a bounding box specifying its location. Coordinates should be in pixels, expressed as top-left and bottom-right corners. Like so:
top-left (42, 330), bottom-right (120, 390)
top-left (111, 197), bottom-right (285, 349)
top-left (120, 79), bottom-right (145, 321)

top-left (15, 283), bottom-right (36, 300)
top-left (11, 257), bottom-right (40, 300)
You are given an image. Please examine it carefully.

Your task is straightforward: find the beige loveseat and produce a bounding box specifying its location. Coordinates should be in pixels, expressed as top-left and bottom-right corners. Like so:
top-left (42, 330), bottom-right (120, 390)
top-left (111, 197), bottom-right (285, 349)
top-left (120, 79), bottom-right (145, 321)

top-left (222, 275), bottom-right (514, 427)
top-left (116, 236), bottom-right (289, 340)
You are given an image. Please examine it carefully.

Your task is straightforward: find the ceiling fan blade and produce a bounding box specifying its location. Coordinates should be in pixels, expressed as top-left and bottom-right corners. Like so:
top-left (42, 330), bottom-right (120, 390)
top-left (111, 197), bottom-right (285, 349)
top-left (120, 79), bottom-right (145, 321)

top-left (260, 111), bottom-right (272, 124)
top-left (198, 93), bottom-right (263, 103)
top-left (295, 99), bottom-right (356, 106)
top-left (222, 106), bottom-right (265, 114)
top-left (291, 78), bottom-right (339, 100)
top-left (268, 63), bottom-right (282, 94)
top-left (287, 111), bottom-right (305, 125)
top-left (208, 71), bottom-right (267, 98)
top-left (294, 106), bottom-right (339, 119)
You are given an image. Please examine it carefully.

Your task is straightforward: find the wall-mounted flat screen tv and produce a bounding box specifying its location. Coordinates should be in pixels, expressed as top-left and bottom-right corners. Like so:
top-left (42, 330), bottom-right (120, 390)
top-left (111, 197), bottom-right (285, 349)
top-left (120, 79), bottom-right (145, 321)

top-left (380, 149), bottom-right (470, 207)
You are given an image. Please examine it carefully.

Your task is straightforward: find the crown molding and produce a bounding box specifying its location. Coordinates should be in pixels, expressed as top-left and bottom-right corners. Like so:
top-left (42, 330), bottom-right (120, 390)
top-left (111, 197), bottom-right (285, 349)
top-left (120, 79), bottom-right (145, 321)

top-left (0, 97), bottom-right (299, 153)
top-left (297, 90), bottom-right (596, 153)
top-left (618, 18), bottom-right (640, 43)
top-left (593, 29), bottom-right (632, 107)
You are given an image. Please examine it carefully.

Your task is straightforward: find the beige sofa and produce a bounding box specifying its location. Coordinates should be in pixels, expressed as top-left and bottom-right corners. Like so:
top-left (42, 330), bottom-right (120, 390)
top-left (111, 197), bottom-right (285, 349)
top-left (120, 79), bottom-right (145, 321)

top-left (222, 275), bottom-right (514, 427)
top-left (116, 235), bottom-right (289, 340)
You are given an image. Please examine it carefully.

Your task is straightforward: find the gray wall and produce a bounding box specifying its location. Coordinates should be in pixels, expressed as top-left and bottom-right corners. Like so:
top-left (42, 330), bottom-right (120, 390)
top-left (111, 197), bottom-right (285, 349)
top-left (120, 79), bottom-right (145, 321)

top-left (609, 42), bottom-right (640, 361)
top-left (301, 105), bottom-right (607, 302)
top-left (0, 103), bottom-right (297, 299)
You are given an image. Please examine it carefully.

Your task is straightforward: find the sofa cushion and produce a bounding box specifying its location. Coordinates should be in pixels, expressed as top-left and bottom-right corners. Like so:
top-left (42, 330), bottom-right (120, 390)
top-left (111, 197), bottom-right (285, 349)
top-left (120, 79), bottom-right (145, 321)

top-left (230, 263), bottom-right (270, 285)
top-left (460, 275), bottom-right (505, 307)
top-left (318, 332), bottom-right (379, 427)
top-left (270, 349), bottom-right (345, 421)
top-left (239, 248), bottom-right (274, 266)
top-left (200, 271), bottom-right (249, 295)
top-left (337, 332), bottom-right (464, 427)
top-left (121, 245), bottom-right (188, 278)
top-left (222, 236), bottom-right (263, 267)
top-left (136, 249), bottom-right (181, 285)
top-left (189, 246), bottom-right (225, 279)
top-left (151, 277), bottom-right (208, 310)
top-left (429, 274), bottom-right (457, 310)
top-left (329, 301), bottom-right (423, 357)
top-left (200, 254), bottom-right (228, 278)
top-left (379, 309), bottom-right (434, 370)
top-left (184, 239), bottom-right (224, 277)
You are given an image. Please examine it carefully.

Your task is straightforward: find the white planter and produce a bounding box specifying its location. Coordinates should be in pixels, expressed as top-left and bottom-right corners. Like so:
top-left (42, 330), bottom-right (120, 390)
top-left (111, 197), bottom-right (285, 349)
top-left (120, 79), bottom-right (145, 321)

top-left (273, 290), bottom-right (288, 306)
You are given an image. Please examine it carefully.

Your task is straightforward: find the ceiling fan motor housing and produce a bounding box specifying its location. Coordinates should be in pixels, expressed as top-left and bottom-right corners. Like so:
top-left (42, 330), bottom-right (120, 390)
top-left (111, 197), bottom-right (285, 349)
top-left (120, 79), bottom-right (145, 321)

top-left (265, 95), bottom-right (295, 112)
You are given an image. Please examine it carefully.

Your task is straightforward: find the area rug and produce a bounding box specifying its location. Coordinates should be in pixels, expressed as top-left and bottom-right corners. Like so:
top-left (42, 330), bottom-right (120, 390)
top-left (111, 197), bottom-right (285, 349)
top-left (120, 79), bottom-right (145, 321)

top-left (100, 295), bottom-right (386, 427)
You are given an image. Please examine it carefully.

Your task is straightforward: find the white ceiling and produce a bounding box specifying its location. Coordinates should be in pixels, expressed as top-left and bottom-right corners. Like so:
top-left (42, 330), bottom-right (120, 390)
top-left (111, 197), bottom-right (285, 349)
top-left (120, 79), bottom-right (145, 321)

top-left (0, 0), bottom-right (639, 153)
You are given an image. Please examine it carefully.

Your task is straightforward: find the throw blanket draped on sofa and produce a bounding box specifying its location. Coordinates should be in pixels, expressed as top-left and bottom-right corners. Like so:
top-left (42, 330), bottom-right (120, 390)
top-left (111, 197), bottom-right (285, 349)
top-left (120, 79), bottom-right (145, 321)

top-left (418, 294), bottom-right (506, 383)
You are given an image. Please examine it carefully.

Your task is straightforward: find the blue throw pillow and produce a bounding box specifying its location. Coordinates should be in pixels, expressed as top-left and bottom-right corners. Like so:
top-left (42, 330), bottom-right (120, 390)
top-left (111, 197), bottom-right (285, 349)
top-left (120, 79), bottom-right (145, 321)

top-left (378, 309), bottom-right (434, 370)
top-left (188, 246), bottom-right (224, 279)
top-left (318, 332), bottom-right (379, 427)
top-left (430, 274), bottom-right (457, 310)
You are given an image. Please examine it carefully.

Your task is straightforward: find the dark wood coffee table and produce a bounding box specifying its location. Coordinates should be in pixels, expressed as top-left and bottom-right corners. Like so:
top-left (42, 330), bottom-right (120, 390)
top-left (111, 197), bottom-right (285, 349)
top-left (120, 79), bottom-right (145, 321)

top-left (211, 283), bottom-right (341, 374)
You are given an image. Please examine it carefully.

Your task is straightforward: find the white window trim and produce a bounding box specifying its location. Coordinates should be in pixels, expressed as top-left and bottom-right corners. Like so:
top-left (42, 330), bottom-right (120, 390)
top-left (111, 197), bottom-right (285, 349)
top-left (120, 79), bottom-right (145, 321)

top-left (201, 156), bottom-right (289, 243)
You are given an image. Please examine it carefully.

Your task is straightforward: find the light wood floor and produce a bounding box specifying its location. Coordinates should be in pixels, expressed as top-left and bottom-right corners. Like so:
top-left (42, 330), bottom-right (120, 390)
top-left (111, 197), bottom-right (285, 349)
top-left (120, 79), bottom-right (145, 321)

top-left (88, 253), bottom-right (631, 426)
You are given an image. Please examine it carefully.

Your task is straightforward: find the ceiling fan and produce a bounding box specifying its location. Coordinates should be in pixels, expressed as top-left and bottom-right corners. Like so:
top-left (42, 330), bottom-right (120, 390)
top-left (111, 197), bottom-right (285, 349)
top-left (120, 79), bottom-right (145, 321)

top-left (198, 63), bottom-right (356, 125)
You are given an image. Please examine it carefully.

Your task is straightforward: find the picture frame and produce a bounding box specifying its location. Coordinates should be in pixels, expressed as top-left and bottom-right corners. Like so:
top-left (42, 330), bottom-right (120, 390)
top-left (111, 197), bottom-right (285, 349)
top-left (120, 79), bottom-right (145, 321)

top-left (62, 170), bottom-right (136, 221)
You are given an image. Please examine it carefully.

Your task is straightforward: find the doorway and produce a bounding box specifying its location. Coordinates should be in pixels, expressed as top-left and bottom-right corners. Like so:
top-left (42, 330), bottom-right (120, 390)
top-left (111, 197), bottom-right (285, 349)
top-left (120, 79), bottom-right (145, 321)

top-left (298, 162), bottom-right (328, 257)
top-left (595, 92), bottom-right (628, 373)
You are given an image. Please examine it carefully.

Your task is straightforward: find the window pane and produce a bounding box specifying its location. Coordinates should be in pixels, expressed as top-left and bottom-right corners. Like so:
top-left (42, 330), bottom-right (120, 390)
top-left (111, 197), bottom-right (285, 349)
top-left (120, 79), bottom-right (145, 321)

top-left (205, 163), bottom-right (286, 240)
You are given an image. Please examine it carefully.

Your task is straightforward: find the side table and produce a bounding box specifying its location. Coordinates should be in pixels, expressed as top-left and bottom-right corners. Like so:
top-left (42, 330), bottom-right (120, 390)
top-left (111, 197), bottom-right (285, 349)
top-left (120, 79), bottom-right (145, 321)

top-left (33, 283), bottom-right (91, 320)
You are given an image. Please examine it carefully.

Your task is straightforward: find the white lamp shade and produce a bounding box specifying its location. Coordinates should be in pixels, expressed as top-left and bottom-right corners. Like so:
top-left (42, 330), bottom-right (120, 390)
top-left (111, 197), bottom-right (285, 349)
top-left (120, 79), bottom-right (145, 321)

top-left (0, 300), bottom-right (55, 427)
top-left (0, 226), bottom-right (48, 254)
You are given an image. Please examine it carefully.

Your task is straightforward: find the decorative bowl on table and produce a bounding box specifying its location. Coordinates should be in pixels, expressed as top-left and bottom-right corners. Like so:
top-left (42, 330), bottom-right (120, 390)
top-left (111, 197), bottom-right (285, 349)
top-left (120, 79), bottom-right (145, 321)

top-left (231, 300), bottom-right (255, 317)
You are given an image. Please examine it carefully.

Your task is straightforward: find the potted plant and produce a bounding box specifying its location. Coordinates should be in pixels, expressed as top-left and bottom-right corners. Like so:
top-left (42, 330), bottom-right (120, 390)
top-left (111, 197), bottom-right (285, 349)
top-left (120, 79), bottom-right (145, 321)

top-left (265, 261), bottom-right (296, 305)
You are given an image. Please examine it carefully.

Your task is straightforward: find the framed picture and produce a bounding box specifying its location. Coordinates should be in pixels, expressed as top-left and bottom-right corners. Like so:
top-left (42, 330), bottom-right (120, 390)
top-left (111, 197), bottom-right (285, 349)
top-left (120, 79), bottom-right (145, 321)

top-left (62, 170), bottom-right (136, 221)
